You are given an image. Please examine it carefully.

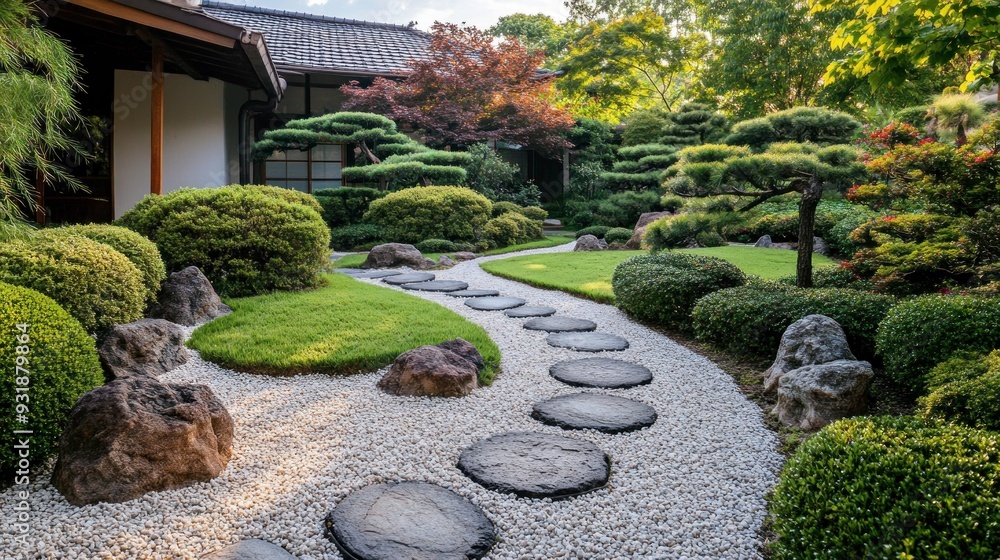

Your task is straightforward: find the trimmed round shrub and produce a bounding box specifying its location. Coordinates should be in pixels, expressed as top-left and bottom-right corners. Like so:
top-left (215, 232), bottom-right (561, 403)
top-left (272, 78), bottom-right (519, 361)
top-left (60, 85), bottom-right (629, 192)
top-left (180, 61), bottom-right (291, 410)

top-left (575, 225), bottom-right (611, 239)
top-left (776, 266), bottom-right (875, 291)
top-left (770, 416), bottom-right (1000, 559)
top-left (613, 253), bottom-right (745, 330)
top-left (329, 223), bottom-right (386, 251)
top-left (827, 213), bottom-right (873, 257)
top-left (415, 238), bottom-right (459, 253)
top-left (0, 283), bottom-right (104, 481)
top-left (518, 206), bottom-right (548, 221)
top-left (694, 230), bottom-right (726, 247)
top-left (48, 224), bottom-right (165, 307)
top-left (0, 234), bottom-right (145, 332)
top-left (692, 285), bottom-right (896, 359)
top-left (482, 213), bottom-right (543, 249)
top-left (119, 185), bottom-right (331, 297)
top-left (491, 201), bottom-right (522, 217)
top-left (313, 187), bottom-right (385, 228)
top-left (876, 295), bottom-right (1000, 389)
top-left (604, 227), bottom-right (634, 245)
top-left (362, 186), bottom-right (492, 244)
top-left (922, 374), bottom-right (1000, 431)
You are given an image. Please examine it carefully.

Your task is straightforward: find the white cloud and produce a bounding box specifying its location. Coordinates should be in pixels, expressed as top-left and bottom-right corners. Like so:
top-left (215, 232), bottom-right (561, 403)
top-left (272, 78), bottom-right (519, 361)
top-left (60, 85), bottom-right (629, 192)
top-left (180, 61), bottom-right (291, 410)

top-left (305, 0), bottom-right (328, 6)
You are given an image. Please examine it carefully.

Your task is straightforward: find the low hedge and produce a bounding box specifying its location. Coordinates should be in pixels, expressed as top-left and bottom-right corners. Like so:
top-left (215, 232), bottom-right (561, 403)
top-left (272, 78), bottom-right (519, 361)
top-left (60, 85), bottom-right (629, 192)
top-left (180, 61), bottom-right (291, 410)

top-left (692, 285), bottom-right (895, 359)
top-left (876, 295), bottom-right (1000, 389)
top-left (313, 187), bottom-right (385, 228)
top-left (776, 266), bottom-right (875, 291)
top-left (482, 213), bottom-right (543, 249)
top-left (770, 416), bottom-right (1000, 559)
top-left (0, 234), bottom-right (145, 332)
top-left (415, 238), bottom-right (458, 253)
top-left (492, 201), bottom-right (523, 217)
top-left (0, 283), bottom-right (104, 481)
top-left (613, 253), bottom-right (745, 330)
top-left (518, 206), bottom-right (548, 221)
top-left (329, 223), bottom-right (386, 251)
top-left (604, 227), bottom-right (634, 245)
top-left (363, 186), bottom-right (492, 244)
top-left (575, 225), bottom-right (611, 239)
top-left (119, 185), bottom-right (331, 297)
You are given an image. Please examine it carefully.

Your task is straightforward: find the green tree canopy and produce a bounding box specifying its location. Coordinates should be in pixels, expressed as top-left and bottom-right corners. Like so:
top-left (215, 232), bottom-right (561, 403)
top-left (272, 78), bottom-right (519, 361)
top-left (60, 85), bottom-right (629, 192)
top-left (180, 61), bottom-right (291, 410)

top-left (488, 13), bottom-right (574, 63)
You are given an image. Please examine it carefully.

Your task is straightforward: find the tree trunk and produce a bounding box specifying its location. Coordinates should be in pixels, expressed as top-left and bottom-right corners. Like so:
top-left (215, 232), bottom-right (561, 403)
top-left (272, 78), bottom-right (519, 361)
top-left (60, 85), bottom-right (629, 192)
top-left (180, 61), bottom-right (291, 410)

top-left (796, 179), bottom-right (823, 288)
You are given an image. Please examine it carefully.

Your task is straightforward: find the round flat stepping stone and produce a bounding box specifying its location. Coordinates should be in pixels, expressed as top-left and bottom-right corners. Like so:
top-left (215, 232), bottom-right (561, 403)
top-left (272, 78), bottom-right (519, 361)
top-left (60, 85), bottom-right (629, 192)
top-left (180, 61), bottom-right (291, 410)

top-left (325, 481), bottom-right (495, 560)
top-left (400, 280), bottom-right (469, 292)
top-left (383, 272), bottom-right (435, 285)
top-left (464, 297), bottom-right (527, 311)
top-left (353, 270), bottom-right (403, 279)
top-left (505, 306), bottom-right (557, 318)
top-left (532, 393), bottom-right (657, 434)
top-left (549, 358), bottom-right (652, 389)
top-left (335, 268), bottom-right (367, 276)
top-left (547, 332), bottom-right (629, 352)
top-left (204, 539), bottom-right (296, 559)
top-left (523, 317), bottom-right (597, 333)
top-left (457, 431), bottom-right (610, 499)
top-left (447, 289), bottom-right (501, 298)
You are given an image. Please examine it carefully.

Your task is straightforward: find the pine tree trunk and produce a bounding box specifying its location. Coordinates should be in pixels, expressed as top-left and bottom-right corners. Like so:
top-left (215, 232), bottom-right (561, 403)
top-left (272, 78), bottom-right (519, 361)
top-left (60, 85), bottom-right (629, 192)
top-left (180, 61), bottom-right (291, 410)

top-left (796, 179), bottom-right (823, 288)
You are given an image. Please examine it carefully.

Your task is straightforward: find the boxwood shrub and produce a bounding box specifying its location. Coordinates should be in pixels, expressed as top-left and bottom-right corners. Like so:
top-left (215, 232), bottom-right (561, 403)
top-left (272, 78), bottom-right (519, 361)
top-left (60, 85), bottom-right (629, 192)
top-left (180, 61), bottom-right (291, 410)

top-left (776, 266), bottom-right (875, 291)
top-left (518, 206), bottom-right (548, 221)
top-left (313, 187), bottom-right (385, 228)
top-left (876, 295), bottom-right (1000, 389)
top-left (491, 201), bottom-right (522, 217)
top-left (119, 185), bottom-right (331, 297)
top-left (329, 223), bottom-right (386, 251)
top-left (613, 253), bottom-right (745, 330)
top-left (604, 227), bottom-right (634, 245)
top-left (482, 212), bottom-right (543, 249)
top-left (0, 234), bottom-right (145, 332)
top-left (0, 283), bottom-right (104, 481)
top-left (575, 225), bottom-right (611, 239)
top-left (692, 285), bottom-right (895, 359)
top-left (414, 238), bottom-right (459, 253)
top-left (363, 186), bottom-right (492, 244)
top-left (770, 416), bottom-right (1000, 559)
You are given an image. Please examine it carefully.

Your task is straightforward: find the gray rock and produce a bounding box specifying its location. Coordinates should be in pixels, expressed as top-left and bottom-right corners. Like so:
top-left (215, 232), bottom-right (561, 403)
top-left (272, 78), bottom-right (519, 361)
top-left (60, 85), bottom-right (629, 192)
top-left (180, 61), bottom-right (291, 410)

top-left (453, 252), bottom-right (477, 261)
top-left (542, 219), bottom-right (562, 228)
top-left (447, 289), bottom-right (501, 298)
top-left (98, 319), bottom-right (189, 380)
top-left (325, 481), bottom-right (495, 560)
top-left (383, 272), bottom-right (435, 285)
top-left (150, 266), bottom-right (231, 326)
top-left (763, 314), bottom-right (856, 393)
top-left (523, 317), bottom-right (597, 333)
top-left (598, 238), bottom-right (609, 249)
top-left (464, 297), bottom-right (527, 311)
top-left (773, 360), bottom-right (874, 430)
top-left (438, 255), bottom-right (458, 267)
top-left (547, 332), bottom-right (629, 352)
top-left (203, 540), bottom-right (297, 559)
top-left (377, 339), bottom-right (482, 398)
top-left (549, 358), bottom-right (653, 389)
top-left (754, 235), bottom-right (773, 248)
top-left (813, 236), bottom-right (830, 256)
top-left (574, 235), bottom-right (604, 251)
top-left (457, 432), bottom-right (611, 499)
top-left (362, 243), bottom-right (435, 269)
top-left (51, 375), bottom-right (233, 506)
top-left (626, 212), bottom-right (672, 250)
top-left (505, 306), bottom-right (557, 318)
top-left (399, 280), bottom-right (469, 292)
top-left (531, 393), bottom-right (657, 434)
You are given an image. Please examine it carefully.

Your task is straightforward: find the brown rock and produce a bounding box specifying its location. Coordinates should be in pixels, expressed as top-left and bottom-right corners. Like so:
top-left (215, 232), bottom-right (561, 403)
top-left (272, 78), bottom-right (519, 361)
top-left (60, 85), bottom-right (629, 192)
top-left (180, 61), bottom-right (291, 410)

top-left (52, 375), bottom-right (234, 506)
top-left (626, 211), bottom-right (673, 249)
top-left (377, 339), bottom-right (483, 397)
top-left (453, 252), bottom-right (477, 261)
top-left (98, 318), bottom-right (189, 380)
top-left (574, 235), bottom-right (604, 251)
top-left (773, 359), bottom-right (874, 430)
top-left (361, 243), bottom-right (435, 269)
top-left (150, 266), bottom-right (231, 326)
top-left (438, 255), bottom-right (458, 267)
top-left (607, 242), bottom-right (628, 251)
top-left (437, 338), bottom-right (485, 371)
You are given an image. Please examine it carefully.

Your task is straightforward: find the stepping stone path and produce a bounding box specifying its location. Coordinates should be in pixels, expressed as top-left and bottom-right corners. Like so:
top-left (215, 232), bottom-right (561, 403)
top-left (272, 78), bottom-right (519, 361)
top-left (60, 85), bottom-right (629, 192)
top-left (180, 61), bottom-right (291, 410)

top-left (400, 280), bottom-right (469, 292)
top-left (204, 539), bottom-right (297, 559)
top-left (325, 481), bottom-right (495, 560)
top-left (505, 306), bottom-right (557, 318)
top-left (457, 432), bottom-right (611, 499)
top-left (351, 270), bottom-right (403, 280)
top-left (334, 268), bottom-right (367, 276)
top-left (531, 393), bottom-right (657, 434)
top-left (523, 317), bottom-right (597, 333)
top-left (549, 358), bottom-right (653, 389)
top-left (547, 332), bottom-right (630, 352)
top-left (464, 297), bottom-right (527, 311)
top-left (383, 272), bottom-right (435, 285)
top-left (447, 289), bottom-right (501, 298)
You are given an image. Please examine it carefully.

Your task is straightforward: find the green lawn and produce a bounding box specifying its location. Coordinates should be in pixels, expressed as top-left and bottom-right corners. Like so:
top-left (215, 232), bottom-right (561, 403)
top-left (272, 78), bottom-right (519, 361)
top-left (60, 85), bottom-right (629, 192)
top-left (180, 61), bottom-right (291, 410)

top-left (188, 274), bottom-right (501, 383)
top-left (480, 246), bottom-right (836, 303)
top-left (333, 236), bottom-right (575, 268)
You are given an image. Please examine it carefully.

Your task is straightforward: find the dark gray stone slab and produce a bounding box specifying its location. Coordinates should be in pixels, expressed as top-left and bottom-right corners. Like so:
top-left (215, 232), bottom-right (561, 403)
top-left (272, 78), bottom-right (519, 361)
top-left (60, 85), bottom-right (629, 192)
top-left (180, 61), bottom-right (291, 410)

top-left (505, 306), bottom-right (557, 318)
top-left (523, 317), bottom-right (597, 333)
top-left (547, 332), bottom-right (629, 352)
top-left (345, 270), bottom-right (404, 279)
top-left (383, 272), bottom-right (435, 285)
top-left (447, 289), bottom-right (501, 298)
top-left (457, 431), bottom-right (610, 499)
top-left (335, 268), bottom-right (368, 276)
top-left (325, 481), bottom-right (495, 560)
top-left (532, 393), bottom-right (657, 434)
top-left (400, 280), bottom-right (470, 292)
top-left (549, 358), bottom-right (653, 389)
top-left (464, 297), bottom-right (527, 311)
top-left (204, 539), bottom-right (297, 560)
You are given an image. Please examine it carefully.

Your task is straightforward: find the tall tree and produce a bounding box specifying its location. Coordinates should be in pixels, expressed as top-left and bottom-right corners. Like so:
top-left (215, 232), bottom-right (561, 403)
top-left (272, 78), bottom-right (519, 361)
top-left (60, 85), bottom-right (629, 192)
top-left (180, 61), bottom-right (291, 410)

top-left (488, 13), bottom-right (573, 63)
top-left (0, 0), bottom-right (85, 236)
top-left (341, 23), bottom-right (574, 157)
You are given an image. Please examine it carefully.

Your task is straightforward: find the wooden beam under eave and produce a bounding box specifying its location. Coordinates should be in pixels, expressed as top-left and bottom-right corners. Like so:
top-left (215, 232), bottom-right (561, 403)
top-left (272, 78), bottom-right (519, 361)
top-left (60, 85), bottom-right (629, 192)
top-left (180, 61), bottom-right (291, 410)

top-left (66, 0), bottom-right (235, 48)
top-left (151, 44), bottom-right (164, 196)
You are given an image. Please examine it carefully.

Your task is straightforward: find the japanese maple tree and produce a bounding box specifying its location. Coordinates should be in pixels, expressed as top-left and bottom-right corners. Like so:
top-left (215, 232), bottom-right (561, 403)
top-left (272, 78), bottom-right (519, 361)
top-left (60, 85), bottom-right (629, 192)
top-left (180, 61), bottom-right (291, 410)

top-left (341, 23), bottom-right (574, 157)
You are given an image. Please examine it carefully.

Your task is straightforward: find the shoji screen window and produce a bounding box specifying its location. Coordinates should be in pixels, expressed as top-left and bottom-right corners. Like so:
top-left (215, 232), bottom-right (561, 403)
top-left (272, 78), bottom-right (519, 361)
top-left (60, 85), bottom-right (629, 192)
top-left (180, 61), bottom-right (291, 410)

top-left (264, 144), bottom-right (344, 192)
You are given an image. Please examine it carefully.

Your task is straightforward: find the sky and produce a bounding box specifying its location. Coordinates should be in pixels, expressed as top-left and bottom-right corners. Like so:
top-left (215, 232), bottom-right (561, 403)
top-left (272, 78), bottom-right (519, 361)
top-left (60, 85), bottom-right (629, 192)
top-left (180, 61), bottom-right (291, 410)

top-left (230, 0), bottom-right (569, 31)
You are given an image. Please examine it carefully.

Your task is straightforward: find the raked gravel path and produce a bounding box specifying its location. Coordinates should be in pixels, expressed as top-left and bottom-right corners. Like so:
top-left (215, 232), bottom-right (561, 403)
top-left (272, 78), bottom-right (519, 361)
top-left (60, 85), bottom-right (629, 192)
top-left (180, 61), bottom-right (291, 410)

top-left (3, 242), bottom-right (782, 560)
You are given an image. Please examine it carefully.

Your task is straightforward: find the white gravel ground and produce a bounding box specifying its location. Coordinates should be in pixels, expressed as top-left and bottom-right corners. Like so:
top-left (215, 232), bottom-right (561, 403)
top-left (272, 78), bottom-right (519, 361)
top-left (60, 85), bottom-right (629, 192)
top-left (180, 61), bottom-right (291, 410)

top-left (2, 242), bottom-right (782, 559)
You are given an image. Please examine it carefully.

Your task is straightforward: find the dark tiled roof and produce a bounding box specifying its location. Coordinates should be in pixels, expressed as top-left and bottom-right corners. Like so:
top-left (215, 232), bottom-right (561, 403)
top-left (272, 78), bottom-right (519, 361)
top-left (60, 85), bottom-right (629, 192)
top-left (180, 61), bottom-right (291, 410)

top-left (200, 1), bottom-right (429, 76)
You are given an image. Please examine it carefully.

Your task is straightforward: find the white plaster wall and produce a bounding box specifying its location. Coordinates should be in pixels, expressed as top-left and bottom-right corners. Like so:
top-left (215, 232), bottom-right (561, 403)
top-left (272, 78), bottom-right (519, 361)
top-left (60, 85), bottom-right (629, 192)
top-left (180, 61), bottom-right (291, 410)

top-left (112, 70), bottom-right (228, 218)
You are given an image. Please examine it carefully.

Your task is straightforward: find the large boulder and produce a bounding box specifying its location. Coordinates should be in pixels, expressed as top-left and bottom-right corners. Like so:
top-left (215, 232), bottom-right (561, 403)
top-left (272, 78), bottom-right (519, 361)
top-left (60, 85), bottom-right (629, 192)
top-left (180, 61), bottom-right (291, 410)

top-left (773, 360), bottom-right (874, 430)
top-left (453, 251), bottom-right (477, 262)
top-left (377, 338), bottom-right (483, 397)
top-left (813, 236), bottom-right (830, 256)
top-left (150, 266), bottom-right (231, 326)
top-left (98, 319), bottom-right (189, 380)
top-left (361, 243), bottom-right (435, 270)
top-left (754, 235), bottom-right (773, 248)
top-left (763, 315), bottom-right (856, 393)
top-left (51, 375), bottom-right (234, 506)
top-left (574, 234), bottom-right (605, 251)
top-left (626, 211), bottom-right (672, 249)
